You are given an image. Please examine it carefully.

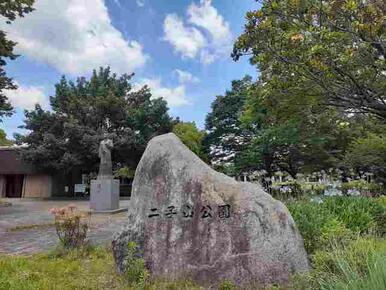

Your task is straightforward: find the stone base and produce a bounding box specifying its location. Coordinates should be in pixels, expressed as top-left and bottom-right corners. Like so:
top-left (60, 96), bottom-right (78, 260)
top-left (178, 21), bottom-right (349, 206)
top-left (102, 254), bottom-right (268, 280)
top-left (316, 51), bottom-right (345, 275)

top-left (90, 179), bottom-right (120, 211)
top-left (88, 207), bottom-right (128, 215)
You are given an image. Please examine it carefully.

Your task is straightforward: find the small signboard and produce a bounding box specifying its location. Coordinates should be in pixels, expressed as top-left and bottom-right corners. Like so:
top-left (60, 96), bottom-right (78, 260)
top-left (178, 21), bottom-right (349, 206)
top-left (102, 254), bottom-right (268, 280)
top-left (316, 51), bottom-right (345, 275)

top-left (74, 184), bottom-right (86, 193)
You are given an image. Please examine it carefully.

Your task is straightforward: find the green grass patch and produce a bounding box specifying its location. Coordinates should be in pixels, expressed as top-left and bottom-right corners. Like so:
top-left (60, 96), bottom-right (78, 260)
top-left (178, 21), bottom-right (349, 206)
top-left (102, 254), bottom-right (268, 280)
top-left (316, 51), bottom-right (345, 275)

top-left (0, 246), bottom-right (202, 290)
top-left (288, 196), bottom-right (386, 253)
top-left (0, 246), bottom-right (124, 290)
top-left (288, 196), bottom-right (386, 290)
top-left (292, 237), bottom-right (386, 290)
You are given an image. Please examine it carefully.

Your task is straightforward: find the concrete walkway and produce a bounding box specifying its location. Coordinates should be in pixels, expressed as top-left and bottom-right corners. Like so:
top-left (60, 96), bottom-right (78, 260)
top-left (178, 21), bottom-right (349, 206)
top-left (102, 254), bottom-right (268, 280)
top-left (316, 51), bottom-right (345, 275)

top-left (0, 199), bottom-right (129, 255)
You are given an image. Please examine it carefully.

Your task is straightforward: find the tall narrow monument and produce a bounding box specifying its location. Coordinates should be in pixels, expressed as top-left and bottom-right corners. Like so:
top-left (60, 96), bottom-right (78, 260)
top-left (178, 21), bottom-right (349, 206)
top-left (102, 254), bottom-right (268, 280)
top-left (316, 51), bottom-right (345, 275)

top-left (90, 138), bottom-right (120, 211)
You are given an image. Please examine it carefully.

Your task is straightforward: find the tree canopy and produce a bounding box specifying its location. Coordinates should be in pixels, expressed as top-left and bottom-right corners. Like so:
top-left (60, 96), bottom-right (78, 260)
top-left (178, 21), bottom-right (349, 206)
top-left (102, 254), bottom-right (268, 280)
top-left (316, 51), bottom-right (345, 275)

top-left (344, 132), bottom-right (386, 183)
top-left (173, 121), bottom-right (206, 159)
top-left (239, 92), bottom-right (363, 177)
top-left (204, 76), bottom-right (253, 174)
top-left (0, 0), bottom-right (35, 120)
top-left (214, 0), bottom-right (386, 181)
top-left (16, 67), bottom-right (173, 173)
top-left (233, 0), bottom-right (386, 119)
top-left (0, 128), bottom-right (12, 146)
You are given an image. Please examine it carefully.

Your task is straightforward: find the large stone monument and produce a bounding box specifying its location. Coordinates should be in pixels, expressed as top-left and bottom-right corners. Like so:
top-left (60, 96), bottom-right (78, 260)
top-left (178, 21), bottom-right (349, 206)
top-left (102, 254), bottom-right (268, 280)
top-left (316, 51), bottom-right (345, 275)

top-left (112, 133), bottom-right (309, 287)
top-left (90, 138), bottom-right (119, 211)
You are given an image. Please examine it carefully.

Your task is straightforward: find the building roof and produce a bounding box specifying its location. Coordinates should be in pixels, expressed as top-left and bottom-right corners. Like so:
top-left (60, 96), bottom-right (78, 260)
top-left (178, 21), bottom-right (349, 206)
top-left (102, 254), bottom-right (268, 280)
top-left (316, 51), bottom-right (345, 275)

top-left (0, 147), bottom-right (36, 174)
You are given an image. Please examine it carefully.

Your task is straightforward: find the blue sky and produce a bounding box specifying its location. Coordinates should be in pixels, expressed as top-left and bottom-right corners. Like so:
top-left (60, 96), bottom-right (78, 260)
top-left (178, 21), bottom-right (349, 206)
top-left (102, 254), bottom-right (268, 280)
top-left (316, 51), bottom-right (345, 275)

top-left (0, 0), bottom-right (257, 138)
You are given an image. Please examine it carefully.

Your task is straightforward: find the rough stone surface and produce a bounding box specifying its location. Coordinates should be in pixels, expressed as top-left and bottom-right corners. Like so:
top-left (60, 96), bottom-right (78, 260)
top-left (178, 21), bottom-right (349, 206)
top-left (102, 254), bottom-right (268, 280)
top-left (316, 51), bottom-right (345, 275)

top-left (112, 133), bottom-right (309, 287)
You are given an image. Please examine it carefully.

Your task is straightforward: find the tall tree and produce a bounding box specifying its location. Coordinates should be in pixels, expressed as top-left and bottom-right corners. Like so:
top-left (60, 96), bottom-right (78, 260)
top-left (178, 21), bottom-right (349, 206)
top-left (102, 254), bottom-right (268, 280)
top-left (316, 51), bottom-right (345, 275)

top-left (16, 67), bottom-right (173, 173)
top-left (0, 0), bottom-right (35, 120)
top-left (233, 0), bottom-right (386, 119)
top-left (238, 79), bottom-right (370, 177)
top-left (173, 121), bottom-right (206, 159)
top-left (204, 76), bottom-right (253, 174)
top-left (344, 121), bottom-right (386, 183)
top-left (0, 128), bottom-right (12, 146)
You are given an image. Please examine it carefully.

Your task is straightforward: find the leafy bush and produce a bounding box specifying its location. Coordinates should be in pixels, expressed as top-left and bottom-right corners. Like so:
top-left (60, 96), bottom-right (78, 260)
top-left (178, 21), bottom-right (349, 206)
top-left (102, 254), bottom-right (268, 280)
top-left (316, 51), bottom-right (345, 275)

top-left (319, 219), bottom-right (354, 248)
top-left (344, 133), bottom-right (386, 183)
top-left (288, 197), bottom-right (386, 253)
top-left (291, 237), bottom-right (386, 290)
top-left (173, 121), bottom-right (206, 158)
top-left (219, 280), bottom-right (237, 290)
top-left (322, 197), bottom-right (386, 234)
top-left (114, 166), bottom-right (135, 179)
top-left (314, 238), bottom-right (386, 290)
top-left (288, 201), bottom-right (335, 253)
top-left (49, 204), bottom-right (89, 249)
top-left (125, 241), bottom-right (149, 287)
top-left (332, 254), bottom-right (386, 290)
top-left (313, 237), bottom-right (383, 275)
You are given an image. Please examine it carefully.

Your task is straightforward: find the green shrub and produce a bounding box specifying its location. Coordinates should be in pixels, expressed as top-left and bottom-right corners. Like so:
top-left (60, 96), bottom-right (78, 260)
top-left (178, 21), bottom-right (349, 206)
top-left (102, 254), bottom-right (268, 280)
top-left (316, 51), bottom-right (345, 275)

top-left (291, 237), bottom-right (386, 290)
top-left (125, 241), bottom-right (149, 287)
top-left (114, 166), bottom-right (135, 179)
top-left (314, 238), bottom-right (386, 290)
top-left (322, 197), bottom-right (386, 234)
top-left (219, 280), bottom-right (237, 290)
top-left (346, 255), bottom-right (386, 290)
top-left (313, 237), bottom-right (381, 276)
top-left (287, 201), bottom-right (334, 253)
top-left (319, 219), bottom-right (354, 248)
top-left (344, 133), bottom-right (386, 184)
top-left (288, 197), bottom-right (386, 254)
top-left (49, 204), bottom-right (89, 249)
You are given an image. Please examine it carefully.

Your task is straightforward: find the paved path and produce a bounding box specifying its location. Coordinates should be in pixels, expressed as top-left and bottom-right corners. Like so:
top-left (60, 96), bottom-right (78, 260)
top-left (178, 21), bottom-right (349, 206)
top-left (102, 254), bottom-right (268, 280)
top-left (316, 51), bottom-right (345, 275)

top-left (0, 199), bottom-right (129, 255)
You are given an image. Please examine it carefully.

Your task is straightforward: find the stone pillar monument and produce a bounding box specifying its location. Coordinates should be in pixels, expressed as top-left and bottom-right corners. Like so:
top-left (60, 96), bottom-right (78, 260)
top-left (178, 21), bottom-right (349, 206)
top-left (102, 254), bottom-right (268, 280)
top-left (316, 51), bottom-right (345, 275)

top-left (90, 138), bottom-right (120, 211)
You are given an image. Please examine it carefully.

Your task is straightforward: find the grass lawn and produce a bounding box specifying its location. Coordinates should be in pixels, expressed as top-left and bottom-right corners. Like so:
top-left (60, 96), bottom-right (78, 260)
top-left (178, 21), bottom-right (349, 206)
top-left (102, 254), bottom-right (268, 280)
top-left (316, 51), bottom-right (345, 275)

top-left (2, 238), bottom-right (386, 290)
top-left (0, 247), bottom-right (126, 290)
top-left (0, 246), bottom-right (201, 290)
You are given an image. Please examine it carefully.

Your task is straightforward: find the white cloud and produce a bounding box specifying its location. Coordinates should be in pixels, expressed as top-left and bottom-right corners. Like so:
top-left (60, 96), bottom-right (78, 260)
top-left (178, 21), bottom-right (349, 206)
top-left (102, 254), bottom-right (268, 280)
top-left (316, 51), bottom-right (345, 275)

top-left (174, 69), bottom-right (199, 84)
top-left (188, 0), bottom-right (231, 44)
top-left (163, 14), bottom-right (206, 59)
top-left (163, 0), bottom-right (232, 64)
top-left (135, 78), bottom-right (189, 107)
top-left (5, 83), bottom-right (49, 110)
top-left (0, 0), bottom-right (148, 75)
top-left (199, 50), bottom-right (216, 65)
top-left (136, 0), bottom-right (145, 7)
